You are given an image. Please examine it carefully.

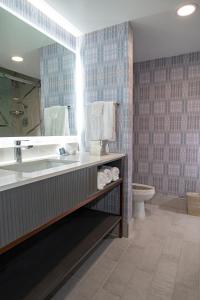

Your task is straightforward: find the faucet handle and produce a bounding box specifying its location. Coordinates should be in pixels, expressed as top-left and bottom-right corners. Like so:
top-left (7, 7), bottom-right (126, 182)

top-left (15, 140), bottom-right (32, 149)
top-left (15, 140), bottom-right (21, 146)
top-left (15, 139), bottom-right (29, 145)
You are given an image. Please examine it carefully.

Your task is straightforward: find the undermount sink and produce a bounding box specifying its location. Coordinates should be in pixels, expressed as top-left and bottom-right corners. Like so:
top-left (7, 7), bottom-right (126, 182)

top-left (0, 159), bottom-right (78, 173)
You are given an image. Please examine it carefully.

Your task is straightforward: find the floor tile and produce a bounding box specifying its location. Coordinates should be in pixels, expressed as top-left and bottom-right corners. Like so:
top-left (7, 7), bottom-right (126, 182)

top-left (53, 194), bottom-right (200, 300)
top-left (163, 233), bottom-right (183, 261)
top-left (172, 283), bottom-right (199, 300)
top-left (176, 241), bottom-right (200, 290)
top-left (103, 260), bottom-right (136, 297)
top-left (138, 237), bottom-right (164, 273)
top-left (147, 255), bottom-right (177, 300)
top-left (121, 268), bottom-right (153, 300)
top-left (92, 288), bottom-right (120, 300)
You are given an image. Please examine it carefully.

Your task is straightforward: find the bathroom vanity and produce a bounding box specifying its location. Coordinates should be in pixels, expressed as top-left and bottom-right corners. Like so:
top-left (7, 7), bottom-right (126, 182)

top-left (0, 3), bottom-right (128, 299)
top-left (0, 153), bottom-right (125, 300)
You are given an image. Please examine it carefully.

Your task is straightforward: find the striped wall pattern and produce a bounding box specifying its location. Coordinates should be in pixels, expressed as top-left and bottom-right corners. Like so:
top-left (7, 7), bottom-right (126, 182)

top-left (134, 52), bottom-right (200, 196)
top-left (40, 43), bottom-right (77, 135)
top-left (0, 166), bottom-right (97, 248)
top-left (0, 0), bottom-right (76, 52)
top-left (79, 22), bottom-right (134, 224)
top-left (88, 186), bottom-right (120, 215)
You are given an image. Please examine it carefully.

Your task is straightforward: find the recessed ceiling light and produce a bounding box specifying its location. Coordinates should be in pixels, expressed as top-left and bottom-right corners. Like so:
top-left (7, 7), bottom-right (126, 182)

top-left (11, 56), bottom-right (24, 62)
top-left (177, 4), bottom-right (196, 16)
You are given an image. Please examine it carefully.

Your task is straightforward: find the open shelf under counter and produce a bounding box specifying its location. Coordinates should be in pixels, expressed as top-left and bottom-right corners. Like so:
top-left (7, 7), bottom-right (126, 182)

top-left (93, 177), bottom-right (122, 195)
top-left (0, 208), bottom-right (121, 300)
top-left (0, 155), bottom-right (125, 299)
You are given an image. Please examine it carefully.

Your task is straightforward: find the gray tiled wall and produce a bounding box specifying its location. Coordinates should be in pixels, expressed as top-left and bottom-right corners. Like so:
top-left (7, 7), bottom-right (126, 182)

top-left (133, 52), bottom-right (200, 196)
top-left (79, 22), bottom-right (134, 223)
top-left (40, 44), bottom-right (77, 135)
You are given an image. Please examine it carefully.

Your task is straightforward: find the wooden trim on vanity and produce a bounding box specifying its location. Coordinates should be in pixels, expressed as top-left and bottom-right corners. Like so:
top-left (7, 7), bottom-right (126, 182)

top-left (0, 178), bottom-right (122, 255)
top-left (119, 157), bottom-right (125, 238)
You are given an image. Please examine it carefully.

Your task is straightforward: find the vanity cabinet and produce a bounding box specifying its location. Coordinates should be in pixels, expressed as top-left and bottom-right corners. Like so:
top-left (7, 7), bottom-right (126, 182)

top-left (0, 157), bottom-right (124, 300)
top-left (0, 166), bottom-right (97, 250)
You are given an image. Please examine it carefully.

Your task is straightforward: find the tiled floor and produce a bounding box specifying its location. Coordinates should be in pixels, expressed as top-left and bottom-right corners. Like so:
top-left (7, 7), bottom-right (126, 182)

top-left (53, 193), bottom-right (200, 300)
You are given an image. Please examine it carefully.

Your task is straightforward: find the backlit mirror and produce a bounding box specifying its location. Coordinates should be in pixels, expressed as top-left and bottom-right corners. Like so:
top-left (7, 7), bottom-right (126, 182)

top-left (0, 8), bottom-right (76, 137)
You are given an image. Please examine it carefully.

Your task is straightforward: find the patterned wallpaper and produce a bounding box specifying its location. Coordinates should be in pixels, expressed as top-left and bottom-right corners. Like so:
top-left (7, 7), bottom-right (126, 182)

top-left (0, 0), bottom-right (76, 51)
top-left (133, 52), bottom-right (200, 196)
top-left (79, 22), bottom-right (134, 226)
top-left (40, 43), bottom-right (76, 135)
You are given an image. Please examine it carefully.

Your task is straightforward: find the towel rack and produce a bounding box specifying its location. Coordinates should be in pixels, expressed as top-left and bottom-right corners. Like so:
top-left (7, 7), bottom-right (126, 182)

top-left (86, 101), bottom-right (120, 105)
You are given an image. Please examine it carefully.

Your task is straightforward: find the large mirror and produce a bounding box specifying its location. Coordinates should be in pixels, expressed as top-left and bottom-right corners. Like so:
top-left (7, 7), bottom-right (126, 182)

top-left (0, 8), bottom-right (76, 137)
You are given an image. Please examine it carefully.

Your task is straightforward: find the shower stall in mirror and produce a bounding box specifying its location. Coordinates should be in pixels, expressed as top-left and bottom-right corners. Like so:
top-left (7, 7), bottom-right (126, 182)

top-left (0, 68), bottom-right (41, 136)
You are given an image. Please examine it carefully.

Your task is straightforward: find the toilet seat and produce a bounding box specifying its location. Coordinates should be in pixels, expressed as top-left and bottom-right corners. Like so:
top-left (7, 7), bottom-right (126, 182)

top-left (132, 183), bottom-right (155, 196)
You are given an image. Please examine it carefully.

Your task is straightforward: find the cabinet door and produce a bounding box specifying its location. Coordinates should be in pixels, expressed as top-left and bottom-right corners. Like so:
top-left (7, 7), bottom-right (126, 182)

top-left (0, 166), bottom-right (97, 248)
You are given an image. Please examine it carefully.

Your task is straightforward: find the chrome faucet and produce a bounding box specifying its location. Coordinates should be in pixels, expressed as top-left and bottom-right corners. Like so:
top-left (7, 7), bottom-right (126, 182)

top-left (14, 140), bottom-right (34, 163)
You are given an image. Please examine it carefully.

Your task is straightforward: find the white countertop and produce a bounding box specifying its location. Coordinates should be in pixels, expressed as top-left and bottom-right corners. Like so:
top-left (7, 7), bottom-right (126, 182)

top-left (0, 152), bottom-right (125, 192)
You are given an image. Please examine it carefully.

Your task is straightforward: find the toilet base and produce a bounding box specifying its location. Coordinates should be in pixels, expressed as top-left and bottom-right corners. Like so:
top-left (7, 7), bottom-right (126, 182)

top-left (134, 201), bottom-right (145, 219)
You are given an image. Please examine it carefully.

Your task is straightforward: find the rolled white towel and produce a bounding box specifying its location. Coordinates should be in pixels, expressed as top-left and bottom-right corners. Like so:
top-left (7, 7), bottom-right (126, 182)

top-left (100, 167), bottom-right (112, 184)
top-left (97, 171), bottom-right (107, 190)
top-left (111, 167), bottom-right (120, 181)
top-left (102, 166), bottom-right (120, 181)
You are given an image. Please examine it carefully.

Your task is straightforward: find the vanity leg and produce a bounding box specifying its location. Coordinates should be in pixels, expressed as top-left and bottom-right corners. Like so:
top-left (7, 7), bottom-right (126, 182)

top-left (119, 181), bottom-right (124, 238)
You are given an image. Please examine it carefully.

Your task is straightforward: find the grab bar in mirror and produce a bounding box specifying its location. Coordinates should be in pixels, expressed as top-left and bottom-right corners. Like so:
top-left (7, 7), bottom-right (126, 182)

top-left (0, 111), bottom-right (9, 127)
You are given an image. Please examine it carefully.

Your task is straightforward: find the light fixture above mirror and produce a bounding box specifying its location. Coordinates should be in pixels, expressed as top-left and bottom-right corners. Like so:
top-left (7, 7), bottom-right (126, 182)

top-left (27, 0), bottom-right (82, 37)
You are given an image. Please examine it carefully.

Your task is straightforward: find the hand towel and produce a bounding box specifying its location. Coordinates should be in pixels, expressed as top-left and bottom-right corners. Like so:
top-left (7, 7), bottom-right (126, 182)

top-left (44, 106), bottom-right (70, 136)
top-left (86, 102), bottom-right (104, 141)
top-left (86, 101), bottom-right (116, 142)
top-left (102, 101), bottom-right (116, 141)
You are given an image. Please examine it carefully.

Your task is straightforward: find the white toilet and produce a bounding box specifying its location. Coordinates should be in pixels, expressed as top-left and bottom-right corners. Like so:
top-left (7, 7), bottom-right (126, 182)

top-left (132, 183), bottom-right (155, 219)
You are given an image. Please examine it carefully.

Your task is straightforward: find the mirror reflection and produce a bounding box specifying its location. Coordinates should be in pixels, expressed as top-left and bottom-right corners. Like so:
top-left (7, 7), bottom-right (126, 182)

top-left (0, 8), bottom-right (76, 137)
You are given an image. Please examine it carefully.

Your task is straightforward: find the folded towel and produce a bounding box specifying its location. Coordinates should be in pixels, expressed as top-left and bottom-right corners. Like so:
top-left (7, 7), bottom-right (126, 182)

top-left (97, 171), bottom-right (107, 190)
top-left (102, 166), bottom-right (120, 182)
top-left (44, 106), bottom-right (70, 136)
top-left (111, 167), bottom-right (120, 181)
top-left (100, 167), bottom-right (113, 184)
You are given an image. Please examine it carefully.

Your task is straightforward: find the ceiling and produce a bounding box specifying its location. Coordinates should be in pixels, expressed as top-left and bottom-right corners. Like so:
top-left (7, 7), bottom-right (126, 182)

top-left (0, 8), bottom-right (53, 78)
top-left (46, 0), bottom-right (200, 62)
